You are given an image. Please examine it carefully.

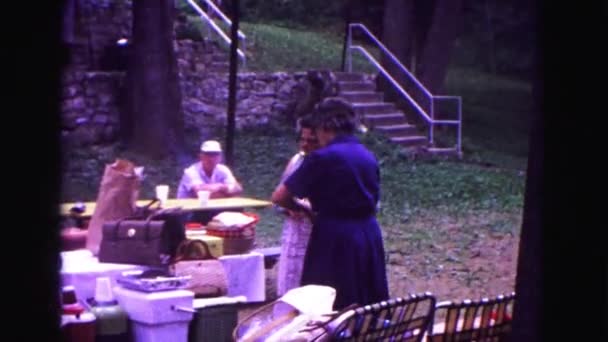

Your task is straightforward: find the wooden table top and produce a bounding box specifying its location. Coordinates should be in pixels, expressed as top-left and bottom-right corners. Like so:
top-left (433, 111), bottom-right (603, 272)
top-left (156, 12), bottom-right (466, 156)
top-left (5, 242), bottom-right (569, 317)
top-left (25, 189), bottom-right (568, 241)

top-left (60, 197), bottom-right (272, 218)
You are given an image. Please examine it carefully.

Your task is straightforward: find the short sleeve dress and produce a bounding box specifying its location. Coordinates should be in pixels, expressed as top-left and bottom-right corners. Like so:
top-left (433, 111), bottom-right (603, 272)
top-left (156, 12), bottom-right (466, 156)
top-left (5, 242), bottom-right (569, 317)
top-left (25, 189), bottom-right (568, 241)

top-left (284, 134), bottom-right (389, 310)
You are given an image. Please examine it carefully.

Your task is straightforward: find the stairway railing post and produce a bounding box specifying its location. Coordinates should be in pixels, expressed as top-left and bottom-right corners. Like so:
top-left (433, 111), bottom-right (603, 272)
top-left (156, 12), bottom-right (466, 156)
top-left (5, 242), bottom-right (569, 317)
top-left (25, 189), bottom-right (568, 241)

top-left (241, 38), bottom-right (246, 69)
top-left (346, 24), bottom-right (353, 72)
top-left (457, 97), bottom-right (462, 154)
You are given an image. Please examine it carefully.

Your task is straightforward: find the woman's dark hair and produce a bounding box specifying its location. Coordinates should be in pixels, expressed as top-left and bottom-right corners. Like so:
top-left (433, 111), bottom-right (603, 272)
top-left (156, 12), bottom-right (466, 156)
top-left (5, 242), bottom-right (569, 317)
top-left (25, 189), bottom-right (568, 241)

top-left (312, 97), bottom-right (357, 134)
top-left (296, 113), bottom-right (315, 132)
top-left (295, 113), bottom-right (316, 140)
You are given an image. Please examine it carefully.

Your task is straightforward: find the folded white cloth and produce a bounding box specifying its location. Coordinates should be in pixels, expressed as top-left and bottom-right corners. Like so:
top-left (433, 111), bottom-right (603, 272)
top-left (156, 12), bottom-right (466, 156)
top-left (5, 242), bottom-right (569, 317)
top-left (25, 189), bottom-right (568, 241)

top-left (211, 211), bottom-right (256, 227)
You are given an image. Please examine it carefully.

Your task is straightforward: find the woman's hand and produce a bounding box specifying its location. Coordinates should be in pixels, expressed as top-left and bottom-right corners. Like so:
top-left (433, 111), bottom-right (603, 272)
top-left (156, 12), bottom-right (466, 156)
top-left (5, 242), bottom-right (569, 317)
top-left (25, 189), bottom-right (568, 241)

top-left (286, 209), bottom-right (307, 219)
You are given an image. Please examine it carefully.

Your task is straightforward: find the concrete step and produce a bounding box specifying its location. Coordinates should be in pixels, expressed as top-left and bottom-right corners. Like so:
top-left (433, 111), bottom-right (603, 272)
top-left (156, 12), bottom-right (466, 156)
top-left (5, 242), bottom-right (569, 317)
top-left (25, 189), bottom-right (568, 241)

top-left (375, 123), bottom-right (420, 137)
top-left (390, 135), bottom-right (428, 147)
top-left (363, 113), bottom-right (408, 126)
top-left (423, 147), bottom-right (462, 158)
top-left (334, 72), bottom-right (367, 82)
top-left (338, 81), bottom-right (376, 92)
top-left (339, 91), bottom-right (384, 103)
top-left (353, 102), bottom-right (397, 115)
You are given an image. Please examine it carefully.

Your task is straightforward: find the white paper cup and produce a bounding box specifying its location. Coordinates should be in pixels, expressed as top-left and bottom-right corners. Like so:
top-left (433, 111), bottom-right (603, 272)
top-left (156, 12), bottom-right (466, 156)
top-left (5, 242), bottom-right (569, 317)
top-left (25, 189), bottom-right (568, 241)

top-left (197, 190), bottom-right (210, 206)
top-left (155, 185), bottom-right (169, 204)
top-left (94, 277), bottom-right (114, 303)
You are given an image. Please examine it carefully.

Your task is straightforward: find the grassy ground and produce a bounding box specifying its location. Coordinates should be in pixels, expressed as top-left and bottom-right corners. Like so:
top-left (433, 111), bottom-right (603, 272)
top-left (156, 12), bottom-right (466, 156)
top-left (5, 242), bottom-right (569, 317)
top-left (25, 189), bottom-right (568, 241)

top-left (61, 22), bottom-right (532, 306)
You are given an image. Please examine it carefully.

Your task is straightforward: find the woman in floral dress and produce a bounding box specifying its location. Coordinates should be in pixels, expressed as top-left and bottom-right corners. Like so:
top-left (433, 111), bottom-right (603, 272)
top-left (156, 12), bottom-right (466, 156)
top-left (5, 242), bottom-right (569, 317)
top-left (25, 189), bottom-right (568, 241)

top-left (276, 115), bottom-right (319, 296)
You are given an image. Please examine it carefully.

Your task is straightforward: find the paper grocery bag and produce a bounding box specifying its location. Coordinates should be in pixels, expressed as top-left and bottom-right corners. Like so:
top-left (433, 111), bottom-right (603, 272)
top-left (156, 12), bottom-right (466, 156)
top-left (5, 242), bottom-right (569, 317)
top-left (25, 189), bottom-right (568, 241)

top-left (86, 159), bottom-right (142, 255)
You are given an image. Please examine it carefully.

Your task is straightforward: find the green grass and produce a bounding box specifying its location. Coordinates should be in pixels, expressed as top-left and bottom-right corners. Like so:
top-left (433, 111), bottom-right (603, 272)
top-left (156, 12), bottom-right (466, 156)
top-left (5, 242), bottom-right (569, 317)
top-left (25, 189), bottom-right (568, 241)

top-left (241, 22), bottom-right (378, 73)
top-left (445, 67), bottom-right (532, 169)
top-left (180, 17), bottom-right (378, 73)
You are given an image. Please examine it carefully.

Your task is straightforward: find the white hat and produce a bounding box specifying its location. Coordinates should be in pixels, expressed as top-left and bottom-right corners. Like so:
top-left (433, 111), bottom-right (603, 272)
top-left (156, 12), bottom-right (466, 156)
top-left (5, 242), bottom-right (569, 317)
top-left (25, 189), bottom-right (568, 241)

top-left (200, 140), bottom-right (222, 153)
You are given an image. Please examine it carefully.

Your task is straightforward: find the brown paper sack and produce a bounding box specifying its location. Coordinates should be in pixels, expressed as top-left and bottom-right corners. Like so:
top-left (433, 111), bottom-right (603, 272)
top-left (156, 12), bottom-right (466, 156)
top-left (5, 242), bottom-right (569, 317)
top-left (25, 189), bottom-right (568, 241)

top-left (86, 159), bottom-right (142, 255)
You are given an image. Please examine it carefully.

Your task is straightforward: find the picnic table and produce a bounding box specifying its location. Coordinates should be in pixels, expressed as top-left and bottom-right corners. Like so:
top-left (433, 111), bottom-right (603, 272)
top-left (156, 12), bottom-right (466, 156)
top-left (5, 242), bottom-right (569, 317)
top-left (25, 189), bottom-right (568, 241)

top-left (60, 197), bottom-right (272, 218)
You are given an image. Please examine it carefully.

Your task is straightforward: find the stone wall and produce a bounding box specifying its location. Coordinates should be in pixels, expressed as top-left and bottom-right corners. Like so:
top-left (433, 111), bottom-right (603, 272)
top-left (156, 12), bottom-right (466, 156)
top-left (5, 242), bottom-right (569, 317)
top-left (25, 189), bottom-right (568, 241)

top-left (177, 39), bottom-right (308, 133)
top-left (61, 39), bottom-right (310, 146)
top-left (61, 70), bottom-right (124, 145)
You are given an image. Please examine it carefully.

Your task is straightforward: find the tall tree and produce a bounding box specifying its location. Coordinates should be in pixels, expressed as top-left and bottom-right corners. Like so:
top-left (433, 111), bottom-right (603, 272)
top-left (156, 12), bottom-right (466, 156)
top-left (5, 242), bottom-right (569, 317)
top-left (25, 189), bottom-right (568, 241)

top-left (381, 0), bottom-right (415, 75)
top-left (381, 0), bottom-right (463, 96)
top-left (510, 65), bottom-right (542, 341)
top-left (415, 0), bottom-right (463, 94)
top-left (127, 0), bottom-right (185, 159)
top-left (379, 0), bottom-right (417, 109)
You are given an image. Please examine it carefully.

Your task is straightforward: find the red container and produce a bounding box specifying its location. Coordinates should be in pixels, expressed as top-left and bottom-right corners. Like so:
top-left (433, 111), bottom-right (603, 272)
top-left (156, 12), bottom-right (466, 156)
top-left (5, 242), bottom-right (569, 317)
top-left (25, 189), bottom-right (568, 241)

top-left (61, 309), bottom-right (96, 342)
top-left (60, 227), bottom-right (88, 251)
top-left (61, 286), bottom-right (96, 342)
top-left (185, 222), bottom-right (204, 230)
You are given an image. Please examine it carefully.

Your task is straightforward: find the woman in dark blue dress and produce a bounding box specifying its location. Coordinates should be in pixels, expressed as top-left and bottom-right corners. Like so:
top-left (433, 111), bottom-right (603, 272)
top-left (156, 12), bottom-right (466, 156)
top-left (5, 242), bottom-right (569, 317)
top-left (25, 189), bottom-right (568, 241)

top-left (271, 97), bottom-right (389, 310)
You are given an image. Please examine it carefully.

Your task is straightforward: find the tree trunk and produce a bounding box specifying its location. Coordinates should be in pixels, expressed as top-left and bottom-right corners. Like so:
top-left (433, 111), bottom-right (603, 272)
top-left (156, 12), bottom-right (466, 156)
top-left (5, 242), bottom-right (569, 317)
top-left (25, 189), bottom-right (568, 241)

top-left (510, 67), bottom-right (542, 341)
top-left (411, 0), bottom-right (436, 75)
top-left (381, 0), bottom-right (415, 75)
top-left (127, 0), bottom-right (185, 159)
top-left (483, 0), bottom-right (497, 74)
top-left (379, 0), bottom-right (415, 103)
top-left (416, 0), bottom-right (463, 94)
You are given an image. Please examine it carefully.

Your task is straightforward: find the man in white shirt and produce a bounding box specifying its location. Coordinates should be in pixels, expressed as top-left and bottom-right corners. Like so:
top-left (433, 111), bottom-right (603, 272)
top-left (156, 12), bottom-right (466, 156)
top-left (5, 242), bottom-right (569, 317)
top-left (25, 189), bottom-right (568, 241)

top-left (176, 140), bottom-right (243, 199)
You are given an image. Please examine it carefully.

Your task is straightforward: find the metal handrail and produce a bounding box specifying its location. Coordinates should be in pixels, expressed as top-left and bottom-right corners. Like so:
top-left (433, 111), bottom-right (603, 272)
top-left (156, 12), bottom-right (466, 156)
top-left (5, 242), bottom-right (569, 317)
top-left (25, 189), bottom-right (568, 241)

top-left (347, 24), bottom-right (432, 99)
top-left (346, 23), bottom-right (462, 154)
top-left (183, 0), bottom-right (246, 67)
top-left (351, 46), bottom-right (433, 124)
top-left (201, 0), bottom-right (245, 40)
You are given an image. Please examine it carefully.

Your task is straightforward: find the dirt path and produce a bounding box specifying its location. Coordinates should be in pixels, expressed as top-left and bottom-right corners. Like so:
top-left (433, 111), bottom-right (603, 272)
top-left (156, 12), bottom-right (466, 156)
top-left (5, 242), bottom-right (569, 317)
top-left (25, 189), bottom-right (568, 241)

top-left (386, 231), bottom-right (518, 303)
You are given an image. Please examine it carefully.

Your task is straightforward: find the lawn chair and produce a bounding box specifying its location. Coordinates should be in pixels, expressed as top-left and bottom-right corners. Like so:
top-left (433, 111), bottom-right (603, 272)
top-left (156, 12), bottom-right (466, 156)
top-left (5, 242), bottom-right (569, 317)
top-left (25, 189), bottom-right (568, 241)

top-left (325, 292), bottom-right (436, 341)
top-left (425, 292), bottom-right (516, 342)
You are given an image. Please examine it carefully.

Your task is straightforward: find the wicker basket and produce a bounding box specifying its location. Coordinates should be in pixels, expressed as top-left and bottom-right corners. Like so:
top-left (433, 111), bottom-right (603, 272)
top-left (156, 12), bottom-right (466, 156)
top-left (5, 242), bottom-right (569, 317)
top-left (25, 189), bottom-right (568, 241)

top-left (233, 299), bottom-right (300, 341)
top-left (205, 212), bottom-right (258, 255)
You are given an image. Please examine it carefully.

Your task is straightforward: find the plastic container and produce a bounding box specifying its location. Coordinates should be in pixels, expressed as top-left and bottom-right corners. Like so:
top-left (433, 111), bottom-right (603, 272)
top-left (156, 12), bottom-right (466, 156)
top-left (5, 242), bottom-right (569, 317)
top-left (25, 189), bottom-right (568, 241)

top-left (62, 308), bottom-right (97, 342)
top-left (116, 269), bottom-right (191, 292)
top-left (85, 277), bottom-right (130, 341)
top-left (60, 227), bottom-right (88, 251)
top-left (61, 285), bottom-right (96, 342)
top-left (188, 304), bottom-right (239, 342)
top-left (86, 298), bottom-right (130, 342)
